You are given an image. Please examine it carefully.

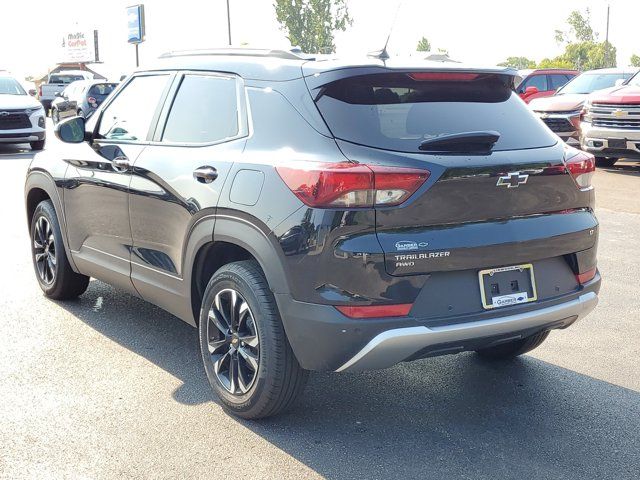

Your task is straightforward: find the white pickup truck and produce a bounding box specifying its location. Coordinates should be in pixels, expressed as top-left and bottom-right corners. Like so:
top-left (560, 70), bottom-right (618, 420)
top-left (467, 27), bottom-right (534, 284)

top-left (38, 70), bottom-right (94, 114)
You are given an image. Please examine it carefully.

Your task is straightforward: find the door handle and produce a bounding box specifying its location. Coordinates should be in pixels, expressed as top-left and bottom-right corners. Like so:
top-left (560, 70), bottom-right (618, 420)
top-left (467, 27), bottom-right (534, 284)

top-left (193, 166), bottom-right (218, 184)
top-left (112, 156), bottom-right (131, 172)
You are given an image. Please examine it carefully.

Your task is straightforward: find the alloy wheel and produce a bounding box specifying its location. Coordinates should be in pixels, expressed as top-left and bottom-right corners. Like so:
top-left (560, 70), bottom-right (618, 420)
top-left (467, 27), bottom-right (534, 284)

top-left (33, 216), bottom-right (56, 285)
top-left (207, 288), bottom-right (260, 395)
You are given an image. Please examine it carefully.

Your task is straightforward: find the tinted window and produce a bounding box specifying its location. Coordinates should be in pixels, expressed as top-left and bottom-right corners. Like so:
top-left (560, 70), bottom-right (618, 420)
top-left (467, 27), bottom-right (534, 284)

top-left (558, 72), bottom-right (633, 94)
top-left (98, 75), bottom-right (169, 141)
top-left (315, 73), bottom-right (557, 153)
top-left (549, 74), bottom-right (571, 90)
top-left (162, 75), bottom-right (239, 143)
top-left (88, 83), bottom-right (117, 96)
top-left (523, 74), bottom-right (547, 92)
top-left (50, 75), bottom-right (85, 84)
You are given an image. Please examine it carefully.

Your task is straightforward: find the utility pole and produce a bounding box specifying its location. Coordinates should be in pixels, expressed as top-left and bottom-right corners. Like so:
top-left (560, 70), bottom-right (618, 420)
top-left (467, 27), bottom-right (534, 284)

top-left (605, 4), bottom-right (610, 66)
top-left (226, 0), bottom-right (232, 45)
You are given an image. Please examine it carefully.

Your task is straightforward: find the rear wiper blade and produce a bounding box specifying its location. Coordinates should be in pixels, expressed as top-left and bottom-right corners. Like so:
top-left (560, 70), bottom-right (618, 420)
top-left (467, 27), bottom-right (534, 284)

top-left (419, 131), bottom-right (501, 153)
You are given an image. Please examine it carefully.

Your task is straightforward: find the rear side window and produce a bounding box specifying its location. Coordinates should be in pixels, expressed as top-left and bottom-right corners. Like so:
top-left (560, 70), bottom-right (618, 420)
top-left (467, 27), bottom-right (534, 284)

top-left (549, 74), bottom-right (571, 90)
top-left (98, 74), bottom-right (170, 141)
top-left (88, 83), bottom-right (117, 96)
top-left (162, 75), bottom-right (239, 144)
top-left (315, 72), bottom-right (557, 153)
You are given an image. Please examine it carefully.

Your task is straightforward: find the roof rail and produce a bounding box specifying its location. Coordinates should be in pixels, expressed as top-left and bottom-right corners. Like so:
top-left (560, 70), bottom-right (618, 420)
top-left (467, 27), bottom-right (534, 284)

top-left (159, 48), bottom-right (314, 61)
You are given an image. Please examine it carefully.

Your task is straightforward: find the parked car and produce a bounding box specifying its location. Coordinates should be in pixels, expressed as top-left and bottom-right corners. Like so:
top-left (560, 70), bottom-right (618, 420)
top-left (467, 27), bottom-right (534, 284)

top-left (516, 69), bottom-right (578, 103)
top-left (25, 50), bottom-right (600, 419)
top-left (581, 70), bottom-right (640, 167)
top-left (51, 80), bottom-right (118, 124)
top-left (38, 70), bottom-right (94, 114)
top-left (529, 68), bottom-right (636, 142)
top-left (0, 74), bottom-right (46, 150)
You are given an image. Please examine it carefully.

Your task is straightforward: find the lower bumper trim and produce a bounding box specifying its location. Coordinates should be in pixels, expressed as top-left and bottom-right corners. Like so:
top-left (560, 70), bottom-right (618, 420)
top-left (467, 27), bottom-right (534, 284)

top-left (336, 292), bottom-right (598, 372)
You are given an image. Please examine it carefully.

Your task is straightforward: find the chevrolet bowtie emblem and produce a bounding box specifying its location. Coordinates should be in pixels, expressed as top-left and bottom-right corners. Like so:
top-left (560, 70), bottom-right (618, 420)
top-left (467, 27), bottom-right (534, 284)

top-left (497, 172), bottom-right (529, 188)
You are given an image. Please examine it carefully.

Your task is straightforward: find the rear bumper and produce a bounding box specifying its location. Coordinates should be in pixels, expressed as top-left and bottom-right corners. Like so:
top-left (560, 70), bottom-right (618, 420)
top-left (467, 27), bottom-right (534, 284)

top-left (277, 275), bottom-right (600, 372)
top-left (336, 291), bottom-right (597, 372)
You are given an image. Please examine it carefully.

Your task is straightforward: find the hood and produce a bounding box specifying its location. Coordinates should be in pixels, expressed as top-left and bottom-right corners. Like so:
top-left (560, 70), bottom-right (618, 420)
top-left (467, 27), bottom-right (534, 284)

top-left (529, 93), bottom-right (586, 112)
top-left (0, 93), bottom-right (42, 110)
top-left (590, 85), bottom-right (640, 105)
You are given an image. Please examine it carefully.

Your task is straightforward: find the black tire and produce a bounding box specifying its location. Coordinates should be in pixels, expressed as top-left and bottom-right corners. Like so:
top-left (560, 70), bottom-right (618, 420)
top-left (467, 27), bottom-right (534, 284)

top-left (595, 157), bottom-right (617, 168)
top-left (30, 139), bottom-right (45, 151)
top-left (475, 330), bottom-right (550, 359)
top-left (30, 200), bottom-right (90, 299)
top-left (199, 260), bottom-right (308, 419)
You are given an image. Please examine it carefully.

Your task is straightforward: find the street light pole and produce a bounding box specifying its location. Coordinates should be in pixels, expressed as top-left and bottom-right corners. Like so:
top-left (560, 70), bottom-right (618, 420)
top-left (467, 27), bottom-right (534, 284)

top-left (226, 0), bottom-right (232, 45)
top-left (605, 4), bottom-right (610, 66)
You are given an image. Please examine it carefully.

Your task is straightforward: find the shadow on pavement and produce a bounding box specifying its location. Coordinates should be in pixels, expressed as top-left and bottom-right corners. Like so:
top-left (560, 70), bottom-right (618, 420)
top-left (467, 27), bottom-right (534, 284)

top-left (0, 143), bottom-right (36, 157)
top-left (57, 280), bottom-right (640, 480)
top-left (600, 160), bottom-right (640, 177)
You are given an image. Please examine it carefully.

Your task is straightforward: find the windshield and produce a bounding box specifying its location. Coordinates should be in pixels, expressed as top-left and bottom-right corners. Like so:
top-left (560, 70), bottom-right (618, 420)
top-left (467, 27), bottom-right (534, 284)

top-left (315, 72), bottom-right (557, 153)
top-left (558, 72), bottom-right (632, 95)
top-left (626, 71), bottom-right (640, 87)
top-left (0, 77), bottom-right (26, 95)
top-left (88, 83), bottom-right (117, 96)
top-left (49, 75), bottom-right (85, 84)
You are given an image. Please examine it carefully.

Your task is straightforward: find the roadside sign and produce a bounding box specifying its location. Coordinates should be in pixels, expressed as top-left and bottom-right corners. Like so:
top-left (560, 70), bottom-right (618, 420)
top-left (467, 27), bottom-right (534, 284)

top-left (127, 4), bottom-right (145, 44)
top-left (60, 30), bottom-right (100, 63)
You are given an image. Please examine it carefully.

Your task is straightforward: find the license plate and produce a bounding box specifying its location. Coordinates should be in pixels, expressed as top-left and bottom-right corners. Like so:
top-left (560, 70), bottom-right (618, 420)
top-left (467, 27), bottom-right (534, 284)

top-left (608, 138), bottom-right (626, 149)
top-left (478, 264), bottom-right (537, 310)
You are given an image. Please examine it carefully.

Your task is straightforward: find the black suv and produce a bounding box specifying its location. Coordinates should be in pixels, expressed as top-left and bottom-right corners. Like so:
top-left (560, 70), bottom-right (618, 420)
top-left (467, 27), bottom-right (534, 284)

top-left (25, 49), bottom-right (600, 419)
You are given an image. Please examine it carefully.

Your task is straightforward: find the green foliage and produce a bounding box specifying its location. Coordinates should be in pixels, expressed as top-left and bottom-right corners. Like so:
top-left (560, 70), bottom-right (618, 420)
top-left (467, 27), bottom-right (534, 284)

top-left (537, 57), bottom-right (574, 69)
top-left (631, 54), bottom-right (640, 68)
top-left (274, 0), bottom-right (352, 54)
top-left (416, 36), bottom-right (431, 52)
top-left (498, 56), bottom-right (536, 70)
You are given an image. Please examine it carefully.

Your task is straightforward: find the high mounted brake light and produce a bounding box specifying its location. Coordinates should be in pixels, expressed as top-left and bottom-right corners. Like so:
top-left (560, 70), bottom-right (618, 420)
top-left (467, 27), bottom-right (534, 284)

top-left (407, 72), bottom-right (480, 82)
top-left (275, 162), bottom-right (429, 208)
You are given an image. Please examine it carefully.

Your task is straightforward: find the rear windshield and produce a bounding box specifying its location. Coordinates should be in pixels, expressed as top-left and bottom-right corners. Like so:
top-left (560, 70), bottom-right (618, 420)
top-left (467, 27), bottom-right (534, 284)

top-left (88, 83), bottom-right (117, 96)
top-left (315, 72), bottom-right (557, 153)
top-left (558, 72), bottom-right (633, 95)
top-left (49, 75), bottom-right (84, 84)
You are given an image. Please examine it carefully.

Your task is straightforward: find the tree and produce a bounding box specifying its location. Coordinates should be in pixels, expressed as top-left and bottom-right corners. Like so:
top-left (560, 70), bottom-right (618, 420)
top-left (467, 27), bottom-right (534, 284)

top-left (631, 54), bottom-right (640, 68)
top-left (416, 36), bottom-right (431, 52)
top-left (274, 0), bottom-right (352, 54)
top-left (498, 56), bottom-right (536, 70)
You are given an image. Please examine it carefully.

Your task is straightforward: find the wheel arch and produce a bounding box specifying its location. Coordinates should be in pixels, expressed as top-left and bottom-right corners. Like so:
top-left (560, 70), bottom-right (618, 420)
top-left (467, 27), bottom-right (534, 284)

top-left (185, 214), bottom-right (291, 325)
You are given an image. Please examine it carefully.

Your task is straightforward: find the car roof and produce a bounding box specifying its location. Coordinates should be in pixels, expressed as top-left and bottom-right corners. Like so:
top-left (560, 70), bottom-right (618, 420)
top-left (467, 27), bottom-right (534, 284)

top-left (518, 68), bottom-right (578, 77)
top-left (146, 48), bottom-right (517, 82)
top-left (580, 67), bottom-right (638, 75)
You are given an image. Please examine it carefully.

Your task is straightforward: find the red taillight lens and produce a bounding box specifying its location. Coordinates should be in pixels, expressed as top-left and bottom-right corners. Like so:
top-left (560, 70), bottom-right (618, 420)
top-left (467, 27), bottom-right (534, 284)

top-left (565, 149), bottom-right (595, 190)
top-left (407, 72), bottom-right (479, 82)
top-left (275, 162), bottom-right (429, 208)
top-left (38, 85), bottom-right (42, 97)
top-left (335, 303), bottom-right (413, 319)
top-left (576, 267), bottom-right (597, 284)
top-left (87, 96), bottom-right (97, 104)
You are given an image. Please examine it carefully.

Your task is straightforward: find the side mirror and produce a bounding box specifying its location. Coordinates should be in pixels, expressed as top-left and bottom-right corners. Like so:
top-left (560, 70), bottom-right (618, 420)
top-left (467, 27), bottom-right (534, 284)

top-left (55, 116), bottom-right (87, 143)
top-left (28, 89), bottom-right (37, 97)
top-left (614, 78), bottom-right (626, 87)
top-left (525, 86), bottom-right (539, 96)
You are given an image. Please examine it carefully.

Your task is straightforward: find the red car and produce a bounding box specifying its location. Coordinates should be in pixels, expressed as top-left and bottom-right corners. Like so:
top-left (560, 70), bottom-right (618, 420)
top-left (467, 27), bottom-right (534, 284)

top-left (516, 69), bottom-right (579, 103)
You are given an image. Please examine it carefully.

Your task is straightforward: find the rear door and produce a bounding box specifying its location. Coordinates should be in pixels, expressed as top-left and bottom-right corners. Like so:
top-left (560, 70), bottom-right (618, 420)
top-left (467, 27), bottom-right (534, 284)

top-left (128, 72), bottom-right (247, 318)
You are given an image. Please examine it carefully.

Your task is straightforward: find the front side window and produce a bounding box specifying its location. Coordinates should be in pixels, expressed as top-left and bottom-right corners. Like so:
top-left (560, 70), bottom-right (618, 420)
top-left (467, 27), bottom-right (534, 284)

top-left (522, 74), bottom-right (547, 92)
top-left (98, 75), bottom-right (170, 141)
top-left (162, 75), bottom-right (239, 144)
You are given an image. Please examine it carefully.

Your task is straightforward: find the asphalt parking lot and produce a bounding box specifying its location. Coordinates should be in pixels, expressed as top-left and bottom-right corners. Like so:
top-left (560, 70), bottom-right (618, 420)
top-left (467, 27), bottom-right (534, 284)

top-left (1, 129), bottom-right (639, 479)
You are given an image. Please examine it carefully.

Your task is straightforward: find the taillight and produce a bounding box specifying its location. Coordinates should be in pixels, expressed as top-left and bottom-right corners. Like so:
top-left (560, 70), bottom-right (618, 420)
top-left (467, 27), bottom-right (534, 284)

top-left (564, 148), bottom-right (595, 190)
top-left (576, 267), bottom-right (597, 284)
top-left (87, 96), bottom-right (97, 105)
top-left (38, 85), bottom-right (42, 97)
top-left (335, 303), bottom-right (413, 319)
top-left (275, 162), bottom-right (429, 208)
top-left (407, 72), bottom-right (479, 82)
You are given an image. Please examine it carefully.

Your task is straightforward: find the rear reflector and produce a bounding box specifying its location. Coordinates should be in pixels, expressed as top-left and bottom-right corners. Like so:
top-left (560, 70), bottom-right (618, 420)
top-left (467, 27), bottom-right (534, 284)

top-left (275, 162), bottom-right (429, 208)
top-left (565, 148), bottom-right (595, 190)
top-left (576, 268), bottom-right (597, 284)
top-left (407, 72), bottom-right (480, 82)
top-left (335, 304), bottom-right (413, 319)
